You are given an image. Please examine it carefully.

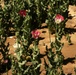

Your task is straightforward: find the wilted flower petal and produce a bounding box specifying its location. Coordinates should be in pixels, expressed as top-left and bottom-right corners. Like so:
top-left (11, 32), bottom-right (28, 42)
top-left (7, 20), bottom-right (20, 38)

top-left (13, 43), bottom-right (20, 48)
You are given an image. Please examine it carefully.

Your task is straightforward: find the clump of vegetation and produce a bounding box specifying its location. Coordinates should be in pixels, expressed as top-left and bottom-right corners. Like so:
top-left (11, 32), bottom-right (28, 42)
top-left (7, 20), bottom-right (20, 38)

top-left (0, 0), bottom-right (76, 75)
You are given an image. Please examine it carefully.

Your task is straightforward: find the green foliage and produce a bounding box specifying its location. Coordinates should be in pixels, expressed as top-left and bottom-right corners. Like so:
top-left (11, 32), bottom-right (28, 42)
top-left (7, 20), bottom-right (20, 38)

top-left (45, 0), bottom-right (70, 75)
top-left (0, 2), bottom-right (11, 73)
top-left (46, 0), bottom-right (69, 33)
top-left (0, 0), bottom-right (76, 75)
top-left (69, 0), bottom-right (76, 5)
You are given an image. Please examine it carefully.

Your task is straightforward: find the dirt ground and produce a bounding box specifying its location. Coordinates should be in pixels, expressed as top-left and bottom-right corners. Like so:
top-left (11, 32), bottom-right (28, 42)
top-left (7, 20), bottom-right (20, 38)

top-left (0, 5), bottom-right (76, 75)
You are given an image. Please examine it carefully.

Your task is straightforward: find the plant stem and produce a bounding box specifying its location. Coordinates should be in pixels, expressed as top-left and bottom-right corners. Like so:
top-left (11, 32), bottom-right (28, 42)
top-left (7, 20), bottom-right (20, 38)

top-left (6, 67), bottom-right (8, 75)
top-left (48, 29), bottom-right (51, 44)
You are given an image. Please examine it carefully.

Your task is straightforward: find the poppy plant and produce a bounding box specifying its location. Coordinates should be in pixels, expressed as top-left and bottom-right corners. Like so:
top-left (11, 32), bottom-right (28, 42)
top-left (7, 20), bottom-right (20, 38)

top-left (55, 14), bottom-right (64, 24)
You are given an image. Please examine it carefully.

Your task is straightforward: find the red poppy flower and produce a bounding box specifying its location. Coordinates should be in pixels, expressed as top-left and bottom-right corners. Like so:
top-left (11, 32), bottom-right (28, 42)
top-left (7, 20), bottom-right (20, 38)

top-left (19, 10), bottom-right (26, 17)
top-left (55, 14), bottom-right (64, 24)
top-left (4, 59), bottom-right (8, 64)
top-left (31, 30), bottom-right (40, 39)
